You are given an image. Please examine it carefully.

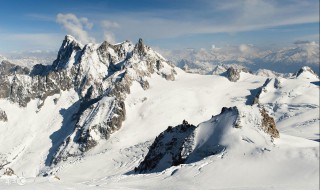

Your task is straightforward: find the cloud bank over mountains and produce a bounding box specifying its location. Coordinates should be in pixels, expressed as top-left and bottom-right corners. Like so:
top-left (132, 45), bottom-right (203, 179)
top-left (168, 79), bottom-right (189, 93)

top-left (56, 13), bottom-right (95, 44)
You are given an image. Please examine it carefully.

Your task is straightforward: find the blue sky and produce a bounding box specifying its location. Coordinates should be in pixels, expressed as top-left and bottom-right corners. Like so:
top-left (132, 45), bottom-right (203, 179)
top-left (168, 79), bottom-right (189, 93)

top-left (0, 0), bottom-right (319, 53)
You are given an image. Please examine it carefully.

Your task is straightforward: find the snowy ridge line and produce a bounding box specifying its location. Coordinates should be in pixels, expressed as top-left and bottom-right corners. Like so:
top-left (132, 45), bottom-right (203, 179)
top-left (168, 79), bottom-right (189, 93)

top-left (135, 106), bottom-right (279, 173)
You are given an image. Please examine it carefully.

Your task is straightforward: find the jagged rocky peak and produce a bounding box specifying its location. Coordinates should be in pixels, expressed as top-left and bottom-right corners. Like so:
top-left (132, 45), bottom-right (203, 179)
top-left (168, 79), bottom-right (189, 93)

top-left (97, 40), bottom-right (133, 66)
top-left (0, 108), bottom-right (8, 122)
top-left (134, 38), bottom-right (147, 55)
top-left (0, 34), bottom-right (175, 108)
top-left (39, 35), bottom-right (177, 165)
top-left (98, 40), bottom-right (111, 54)
top-left (52, 35), bottom-right (83, 70)
top-left (136, 105), bottom-right (279, 173)
top-left (0, 34), bottom-right (177, 165)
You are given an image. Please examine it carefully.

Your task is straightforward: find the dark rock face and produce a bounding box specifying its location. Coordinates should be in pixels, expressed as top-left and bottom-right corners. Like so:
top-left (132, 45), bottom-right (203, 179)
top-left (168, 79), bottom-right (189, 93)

top-left (260, 108), bottom-right (280, 139)
top-left (0, 109), bottom-right (8, 122)
top-left (52, 35), bottom-right (83, 70)
top-left (3, 168), bottom-right (14, 176)
top-left (274, 78), bottom-right (281, 89)
top-left (224, 66), bottom-right (251, 82)
top-left (134, 38), bottom-right (146, 56)
top-left (136, 120), bottom-right (196, 173)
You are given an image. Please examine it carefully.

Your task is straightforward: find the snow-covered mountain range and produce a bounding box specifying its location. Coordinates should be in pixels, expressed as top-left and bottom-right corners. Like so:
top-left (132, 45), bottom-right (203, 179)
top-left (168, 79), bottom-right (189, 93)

top-left (0, 52), bottom-right (56, 69)
top-left (163, 42), bottom-right (319, 75)
top-left (0, 36), bottom-right (319, 190)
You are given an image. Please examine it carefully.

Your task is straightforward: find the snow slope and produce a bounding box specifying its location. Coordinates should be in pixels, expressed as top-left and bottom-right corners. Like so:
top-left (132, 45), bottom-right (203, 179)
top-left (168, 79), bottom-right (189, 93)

top-left (256, 68), bottom-right (319, 140)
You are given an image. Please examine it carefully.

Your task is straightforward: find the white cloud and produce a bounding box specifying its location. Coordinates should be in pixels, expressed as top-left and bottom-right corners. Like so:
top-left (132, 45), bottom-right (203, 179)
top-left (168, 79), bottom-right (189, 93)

top-left (239, 44), bottom-right (250, 53)
top-left (56, 13), bottom-right (95, 44)
top-left (103, 32), bottom-right (116, 44)
top-left (100, 0), bottom-right (318, 40)
top-left (101, 20), bottom-right (120, 29)
top-left (100, 20), bottom-right (120, 43)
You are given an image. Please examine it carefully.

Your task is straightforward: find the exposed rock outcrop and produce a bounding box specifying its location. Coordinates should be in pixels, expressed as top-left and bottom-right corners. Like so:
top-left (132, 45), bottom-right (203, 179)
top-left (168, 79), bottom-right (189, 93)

top-left (3, 168), bottom-right (14, 176)
top-left (0, 109), bottom-right (8, 122)
top-left (134, 38), bottom-right (146, 56)
top-left (260, 108), bottom-right (280, 139)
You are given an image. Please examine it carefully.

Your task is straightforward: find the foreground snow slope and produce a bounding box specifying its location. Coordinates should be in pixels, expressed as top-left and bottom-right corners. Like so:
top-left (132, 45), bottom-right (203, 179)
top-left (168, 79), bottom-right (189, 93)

top-left (0, 37), bottom-right (319, 189)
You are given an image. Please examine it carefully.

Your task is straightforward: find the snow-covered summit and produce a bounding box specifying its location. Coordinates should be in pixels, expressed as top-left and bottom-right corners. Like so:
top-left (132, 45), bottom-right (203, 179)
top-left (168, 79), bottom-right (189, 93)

top-left (294, 66), bottom-right (319, 80)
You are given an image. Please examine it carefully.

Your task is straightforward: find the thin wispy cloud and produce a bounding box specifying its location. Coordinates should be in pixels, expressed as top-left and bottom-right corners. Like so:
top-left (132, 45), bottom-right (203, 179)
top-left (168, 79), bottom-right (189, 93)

top-left (101, 20), bottom-right (120, 29)
top-left (104, 0), bottom-right (318, 39)
top-left (100, 20), bottom-right (120, 43)
top-left (0, 0), bottom-right (318, 52)
top-left (56, 13), bottom-right (96, 44)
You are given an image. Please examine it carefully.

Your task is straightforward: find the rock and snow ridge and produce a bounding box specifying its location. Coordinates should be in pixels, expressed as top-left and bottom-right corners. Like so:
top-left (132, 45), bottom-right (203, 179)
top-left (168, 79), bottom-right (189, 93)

top-left (136, 106), bottom-right (279, 173)
top-left (0, 35), bottom-right (177, 167)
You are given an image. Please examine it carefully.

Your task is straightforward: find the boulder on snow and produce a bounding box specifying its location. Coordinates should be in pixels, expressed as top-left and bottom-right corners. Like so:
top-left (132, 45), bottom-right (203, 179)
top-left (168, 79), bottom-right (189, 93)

top-left (223, 66), bottom-right (251, 82)
top-left (3, 168), bottom-right (14, 176)
top-left (0, 109), bottom-right (8, 122)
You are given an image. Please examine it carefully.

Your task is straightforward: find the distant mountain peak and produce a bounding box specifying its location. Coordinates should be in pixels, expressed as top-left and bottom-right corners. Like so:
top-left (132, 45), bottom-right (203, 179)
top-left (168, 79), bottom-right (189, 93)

top-left (295, 66), bottom-right (319, 79)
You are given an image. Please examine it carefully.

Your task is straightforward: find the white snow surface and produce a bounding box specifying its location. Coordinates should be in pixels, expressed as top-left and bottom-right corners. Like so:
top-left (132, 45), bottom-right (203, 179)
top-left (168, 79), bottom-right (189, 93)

top-left (0, 55), bottom-right (319, 188)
